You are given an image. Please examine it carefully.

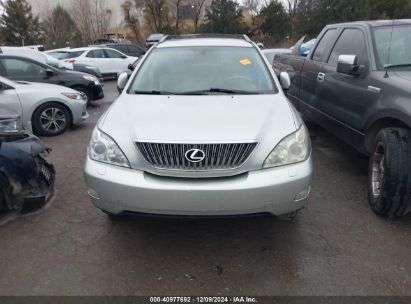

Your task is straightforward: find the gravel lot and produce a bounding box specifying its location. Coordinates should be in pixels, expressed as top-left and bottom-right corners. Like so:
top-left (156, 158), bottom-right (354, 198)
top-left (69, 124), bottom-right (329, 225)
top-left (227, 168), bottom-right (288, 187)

top-left (0, 80), bottom-right (410, 296)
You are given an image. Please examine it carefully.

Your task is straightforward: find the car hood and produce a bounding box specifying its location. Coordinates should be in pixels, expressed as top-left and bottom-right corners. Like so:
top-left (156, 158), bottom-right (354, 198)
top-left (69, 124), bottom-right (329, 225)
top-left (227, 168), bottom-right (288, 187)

top-left (13, 81), bottom-right (78, 93)
top-left (59, 69), bottom-right (89, 76)
top-left (392, 71), bottom-right (411, 82)
top-left (101, 94), bottom-right (297, 142)
top-left (99, 94), bottom-right (299, 176)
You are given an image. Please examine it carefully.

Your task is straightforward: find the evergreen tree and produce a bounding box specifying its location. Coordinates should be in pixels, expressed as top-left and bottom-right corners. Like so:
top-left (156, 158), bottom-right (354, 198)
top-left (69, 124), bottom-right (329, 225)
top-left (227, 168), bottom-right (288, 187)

top-left (0, 0), bottom-right (41, 46)
top-left (41, 5), bottom-right (82, 48)
top-left (257, 0), bottom-right (290, 44)
top-left (200, 0), bottom-right (247, 34)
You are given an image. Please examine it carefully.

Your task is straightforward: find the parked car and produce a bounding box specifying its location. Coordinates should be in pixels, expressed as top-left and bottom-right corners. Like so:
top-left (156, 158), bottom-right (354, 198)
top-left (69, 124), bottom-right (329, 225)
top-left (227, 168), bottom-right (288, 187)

top-left (106, 43), bottom-right (146, 57)
top-left (0, 76), bottom-right (88, 136)
top-left (300, 39), bottom-right (316, 56)
top-left (145, 33), bottom-right (164, 48)
top-left (59, 47), bottom-right (138, 78)
top-left (0, 46), bottom-right (72, 70)
top-left (85, 34), bottom-right (313, 219)
top-left (274, 20), bottom-right (411, 217)
top-left (0, 55), bottom-right (104, 105)
top-left (25, 45), bottom-right (46, 52)
top-left (0, 108), bottom-right (55, 214)
top-left (262, 48), bottom-right (292, 65)
top-left (93, 33), bottom-right (129, 45)
top-left (44, 49), bottom-right (103, 81)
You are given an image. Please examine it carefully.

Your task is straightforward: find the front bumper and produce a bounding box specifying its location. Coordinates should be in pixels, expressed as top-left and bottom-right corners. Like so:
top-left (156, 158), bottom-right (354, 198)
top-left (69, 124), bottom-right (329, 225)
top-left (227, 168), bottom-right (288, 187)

top-left (71, 101), bottom-right (89, 125)
top-left (84, 157), bottom-right (313, 216)
top-left (22, 156), bottom-right (55, 213)
top-left (90, 84), bottom-right (104, 101)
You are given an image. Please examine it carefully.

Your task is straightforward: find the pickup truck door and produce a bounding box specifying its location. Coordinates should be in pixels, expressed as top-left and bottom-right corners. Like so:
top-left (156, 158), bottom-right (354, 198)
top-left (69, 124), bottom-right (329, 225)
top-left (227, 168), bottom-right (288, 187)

top-left (299, 29), bottom-right (339, 117)
top-left (319, 27), bottom-right (378, 131)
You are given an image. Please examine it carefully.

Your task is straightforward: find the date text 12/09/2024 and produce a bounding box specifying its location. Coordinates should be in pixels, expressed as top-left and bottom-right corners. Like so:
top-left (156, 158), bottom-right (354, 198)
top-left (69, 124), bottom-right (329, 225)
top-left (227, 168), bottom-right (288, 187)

top-left (149, 297), bottom-right (258, 303)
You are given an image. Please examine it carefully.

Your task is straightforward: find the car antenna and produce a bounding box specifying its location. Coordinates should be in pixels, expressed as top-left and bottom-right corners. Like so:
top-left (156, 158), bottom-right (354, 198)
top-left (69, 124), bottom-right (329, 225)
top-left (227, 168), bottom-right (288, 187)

top-left (384, 20), bottom-right (395, 78)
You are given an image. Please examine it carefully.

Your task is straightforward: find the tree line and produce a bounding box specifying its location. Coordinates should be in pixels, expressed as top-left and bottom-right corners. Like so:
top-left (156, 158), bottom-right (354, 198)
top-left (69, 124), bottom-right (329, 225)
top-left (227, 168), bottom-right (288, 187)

top-left (0, 0), bottom-right (411, 49)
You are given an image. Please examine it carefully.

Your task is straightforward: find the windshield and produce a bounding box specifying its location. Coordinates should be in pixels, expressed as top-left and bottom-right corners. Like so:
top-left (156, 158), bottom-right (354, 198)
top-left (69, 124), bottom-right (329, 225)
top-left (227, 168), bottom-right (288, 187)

top-left (148, 34), bottom-right (163, 41)
top-left (129, 46), bottom-right (276, 95)
top-left (373, 25), bottom-right (411, 69)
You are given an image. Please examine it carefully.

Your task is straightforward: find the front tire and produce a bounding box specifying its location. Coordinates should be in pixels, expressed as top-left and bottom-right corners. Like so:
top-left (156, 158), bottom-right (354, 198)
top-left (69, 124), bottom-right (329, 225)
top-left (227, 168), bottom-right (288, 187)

top-left (32, 102), bottom-right (70, 137)
top-left (368, 128), bottom-right (411, 217)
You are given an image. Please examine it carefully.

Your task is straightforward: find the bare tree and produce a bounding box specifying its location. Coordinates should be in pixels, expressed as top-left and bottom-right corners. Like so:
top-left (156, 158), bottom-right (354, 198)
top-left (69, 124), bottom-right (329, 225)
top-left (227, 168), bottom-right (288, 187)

top-left (122, 0), bottom-right (143, 43)
top-left (285, 0), bottom-right (300, 38)
top-left (190, 0), bottom-right (206, 33)
top-left (173, 0), bottom-right (183, 34)
top-left (41, 4), bottom-right (82, 48)
top-left (69, 0), bottom-right (112, 44)
top-left (144, 0), bottom-right (169, 33)
top-left (243, 0), bottom-right (261, 20)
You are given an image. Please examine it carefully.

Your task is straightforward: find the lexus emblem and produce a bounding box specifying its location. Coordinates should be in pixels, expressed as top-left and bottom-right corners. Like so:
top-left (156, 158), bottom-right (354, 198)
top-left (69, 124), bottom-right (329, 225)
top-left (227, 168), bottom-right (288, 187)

top-left (185, 148), bottom-right (205, 163)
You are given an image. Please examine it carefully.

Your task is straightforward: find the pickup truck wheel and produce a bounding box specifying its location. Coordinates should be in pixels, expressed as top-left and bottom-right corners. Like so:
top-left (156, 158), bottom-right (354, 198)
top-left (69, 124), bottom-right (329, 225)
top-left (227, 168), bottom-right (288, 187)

top-left (368, 128), bottom-right (411, 217)
top-left (32, 102), bottom-right (70, 137)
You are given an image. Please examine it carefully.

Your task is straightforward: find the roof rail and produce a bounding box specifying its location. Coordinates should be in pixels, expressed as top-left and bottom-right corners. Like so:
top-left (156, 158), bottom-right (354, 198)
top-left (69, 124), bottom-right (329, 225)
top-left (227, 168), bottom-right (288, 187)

top-left (159, 34), bottom-right (252, 44)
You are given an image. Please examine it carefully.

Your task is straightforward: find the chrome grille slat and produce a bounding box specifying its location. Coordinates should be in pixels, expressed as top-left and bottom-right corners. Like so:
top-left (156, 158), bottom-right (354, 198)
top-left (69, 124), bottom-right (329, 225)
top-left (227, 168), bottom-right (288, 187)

top-left (136, 142), bottom-right (257, 171)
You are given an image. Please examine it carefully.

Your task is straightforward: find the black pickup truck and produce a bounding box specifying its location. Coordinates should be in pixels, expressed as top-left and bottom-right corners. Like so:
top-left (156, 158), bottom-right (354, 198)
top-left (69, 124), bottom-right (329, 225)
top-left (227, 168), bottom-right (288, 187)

top-left (274, 20), bottom-right (411, 217)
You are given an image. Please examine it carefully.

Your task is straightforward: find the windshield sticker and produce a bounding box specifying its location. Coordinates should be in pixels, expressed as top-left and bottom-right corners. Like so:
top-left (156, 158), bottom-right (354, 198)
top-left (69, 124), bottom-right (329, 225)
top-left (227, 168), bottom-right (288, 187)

top-left (240, 59), bottom-right (252, 65)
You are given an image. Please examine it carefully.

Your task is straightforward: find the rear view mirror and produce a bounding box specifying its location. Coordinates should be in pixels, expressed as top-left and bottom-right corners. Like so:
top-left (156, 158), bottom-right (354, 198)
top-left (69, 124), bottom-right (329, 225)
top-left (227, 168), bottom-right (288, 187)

top-left (337, 55), bottom-right (360, 76)
top-left (117, 72), bottom-right (130, 93)
top-left (279, 72), bottom-right (291, 91)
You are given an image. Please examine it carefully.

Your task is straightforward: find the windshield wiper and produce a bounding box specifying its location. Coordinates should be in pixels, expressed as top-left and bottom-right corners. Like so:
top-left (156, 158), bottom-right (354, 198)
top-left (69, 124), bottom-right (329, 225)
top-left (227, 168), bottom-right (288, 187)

top-left (178, 88), bottom-right (262, 95)
top-left (384, 63), bottom-right (411, 69)
top-left (133, 90), bottom-right (176, 95)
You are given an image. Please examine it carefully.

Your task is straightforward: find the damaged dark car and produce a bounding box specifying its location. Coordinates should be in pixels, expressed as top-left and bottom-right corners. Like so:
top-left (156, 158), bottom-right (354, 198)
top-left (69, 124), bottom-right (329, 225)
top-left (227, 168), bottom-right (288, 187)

top-left (0, 109), bottom-right (55, 215)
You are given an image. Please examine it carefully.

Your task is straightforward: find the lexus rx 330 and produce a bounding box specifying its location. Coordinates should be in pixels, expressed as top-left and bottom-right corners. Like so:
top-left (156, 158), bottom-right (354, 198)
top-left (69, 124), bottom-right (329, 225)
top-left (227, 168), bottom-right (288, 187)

top-left (84, 35), bottom-right (313, 219)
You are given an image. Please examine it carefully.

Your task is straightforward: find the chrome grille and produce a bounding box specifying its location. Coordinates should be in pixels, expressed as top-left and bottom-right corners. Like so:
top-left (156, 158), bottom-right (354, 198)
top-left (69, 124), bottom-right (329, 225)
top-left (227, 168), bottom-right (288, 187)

top-left (136, 142), bottom-right (257, 170)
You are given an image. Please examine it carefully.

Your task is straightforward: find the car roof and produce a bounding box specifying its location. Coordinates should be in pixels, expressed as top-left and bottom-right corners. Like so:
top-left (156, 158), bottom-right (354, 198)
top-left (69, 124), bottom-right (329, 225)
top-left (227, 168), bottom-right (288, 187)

top-left (157, 36), bottom-right (253, 48)
top-left (328, 19), bottom-right (411, 28)
top-left (262, 48), bottom-right (291, 53)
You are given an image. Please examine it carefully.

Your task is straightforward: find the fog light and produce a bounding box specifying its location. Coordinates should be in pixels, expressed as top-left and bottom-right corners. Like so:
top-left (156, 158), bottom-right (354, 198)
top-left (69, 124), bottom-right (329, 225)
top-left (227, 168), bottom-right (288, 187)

top-left (87, 188), bottom-right (100, 200)
top-left (294, 186), bottom-right (310, 201)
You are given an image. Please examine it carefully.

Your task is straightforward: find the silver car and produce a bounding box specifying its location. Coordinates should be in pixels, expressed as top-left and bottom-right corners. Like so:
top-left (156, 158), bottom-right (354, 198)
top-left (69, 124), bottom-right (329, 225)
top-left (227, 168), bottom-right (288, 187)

top-left (0, 76), bottom-right (88, 136)
top-left (84, 35), bottom-right (313, 219)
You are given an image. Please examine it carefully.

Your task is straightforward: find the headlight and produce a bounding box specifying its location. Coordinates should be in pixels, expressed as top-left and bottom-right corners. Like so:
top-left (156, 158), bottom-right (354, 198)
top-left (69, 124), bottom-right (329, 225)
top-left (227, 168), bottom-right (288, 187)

top-left (0, 117), bottom-right (23, 133)
top-left (85, 66), bottom-right (98, 71)
top-left (89, 128), bottom-right (130, 168)
top-left (62, 92), bottom-right (84, 100)
top-left (263, 124), bottom-right (311, 168)
top-left (83, 75), bottom-right (100, 85)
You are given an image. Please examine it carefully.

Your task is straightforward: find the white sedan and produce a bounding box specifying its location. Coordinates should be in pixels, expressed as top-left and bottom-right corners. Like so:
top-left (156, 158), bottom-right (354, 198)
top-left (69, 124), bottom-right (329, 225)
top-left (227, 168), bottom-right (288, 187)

top-left (57, 47), bottom-right (138, 77)
top-left (0, 76), bottom-right (88, 136)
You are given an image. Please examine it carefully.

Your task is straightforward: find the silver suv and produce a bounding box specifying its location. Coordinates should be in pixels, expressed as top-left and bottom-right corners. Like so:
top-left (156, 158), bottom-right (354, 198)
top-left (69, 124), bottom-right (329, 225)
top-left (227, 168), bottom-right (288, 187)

top-left (84, 35), bottom-right (313, 219)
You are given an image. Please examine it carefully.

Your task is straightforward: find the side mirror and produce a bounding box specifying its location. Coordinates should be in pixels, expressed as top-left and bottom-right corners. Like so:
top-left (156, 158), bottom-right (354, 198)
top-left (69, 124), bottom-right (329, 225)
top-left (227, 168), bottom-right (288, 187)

top-left (0, 82), bottom-right (12, 91)
top-left (279, 72), bottom-right (291, 91)
top-left (128, 63), bottom-right (134, 71)
top-left (337, 55), bottom-right (360, 76)
top-left (117, 72), bottom-right (130, 93)
top-left (46, 69), bottom-right (54, 78)
top-left (121, 54), bottom-right (127, 59)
